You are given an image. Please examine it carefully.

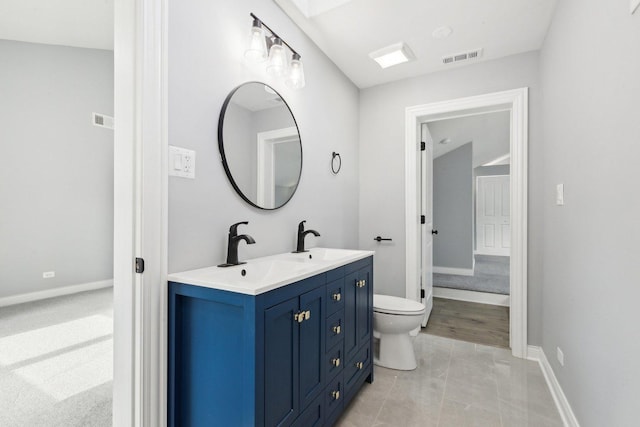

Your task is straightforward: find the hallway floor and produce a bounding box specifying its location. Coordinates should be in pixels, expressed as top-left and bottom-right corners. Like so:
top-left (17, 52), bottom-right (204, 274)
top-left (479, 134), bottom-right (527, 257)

top-left (424, 297), bottom-right (510, 348)
top-left (336, 334), bottom-right (563, 427)
top-left (0, 288), bottom-right (113, 427)
top-left (434, 255), bottom-right (510, 294)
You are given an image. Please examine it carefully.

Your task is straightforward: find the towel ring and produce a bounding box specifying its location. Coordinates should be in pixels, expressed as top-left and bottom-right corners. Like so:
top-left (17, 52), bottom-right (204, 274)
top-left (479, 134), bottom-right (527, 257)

top-left (331, 152), bottom-right (342, 174)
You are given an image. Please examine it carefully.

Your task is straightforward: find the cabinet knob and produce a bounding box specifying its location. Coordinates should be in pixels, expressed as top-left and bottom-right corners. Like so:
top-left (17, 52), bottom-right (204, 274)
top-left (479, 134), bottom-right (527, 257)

top-left (356, 279), bottom-right (366, 288)
top-left (332, 325), bottom-right (341, 335)
top-left (332, 293), bottom-right (341, 301)
top-left (294, 312), bottom-right (304, 323)
top-left (332, 357), bottom-right (340, 367)
top-left (332, 390), bottom-right (340, 400)
top-left (304, 310), bottom-right (311, 320)
top-left (355, 361), bottom-right (364, 370)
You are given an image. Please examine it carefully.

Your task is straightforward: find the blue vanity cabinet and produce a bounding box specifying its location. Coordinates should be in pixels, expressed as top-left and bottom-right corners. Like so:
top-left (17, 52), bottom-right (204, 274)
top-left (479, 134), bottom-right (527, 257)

top-left (342, 259), bottom-right (374, 404)
top-left (168, 255), bottom-right (373, 427)
top-left (265, 285), bottom-right (326, 427)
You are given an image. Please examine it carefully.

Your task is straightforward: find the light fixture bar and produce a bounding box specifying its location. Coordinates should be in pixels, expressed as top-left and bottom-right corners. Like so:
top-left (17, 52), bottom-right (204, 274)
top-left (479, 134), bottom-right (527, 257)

top-left (250, 13), bottom-right (301, 58)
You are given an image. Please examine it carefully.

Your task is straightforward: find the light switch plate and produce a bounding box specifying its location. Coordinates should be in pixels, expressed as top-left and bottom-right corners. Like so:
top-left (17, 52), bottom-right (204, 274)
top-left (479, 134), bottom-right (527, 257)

top-left (169, 146), bottom-right (196, 179)
top-left (632, 0), bottom-right (640, 14)
top-left (556, 184), bottom-right (564, 206)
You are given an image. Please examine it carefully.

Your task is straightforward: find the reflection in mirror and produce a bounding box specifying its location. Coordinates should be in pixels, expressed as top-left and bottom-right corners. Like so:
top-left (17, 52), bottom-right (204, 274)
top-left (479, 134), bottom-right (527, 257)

top-left (219, 82), bottom-right (302, 210)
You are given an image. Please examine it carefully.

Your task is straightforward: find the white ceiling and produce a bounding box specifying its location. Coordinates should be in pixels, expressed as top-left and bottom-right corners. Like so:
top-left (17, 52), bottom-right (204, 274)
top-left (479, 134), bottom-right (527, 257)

top-left (427, 111), bottom-right (510, 168)
top-left (0, 0), bottom-right (113, 50)
top-left (275, 0), bottom-right (557, 88)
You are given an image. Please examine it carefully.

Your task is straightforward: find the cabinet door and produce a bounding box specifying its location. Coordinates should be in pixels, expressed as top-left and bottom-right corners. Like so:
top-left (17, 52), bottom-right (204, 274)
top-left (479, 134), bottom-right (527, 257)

top-left (356, 264), bottom-right (373, 350)
top-left (343, 271), bottom-right (359, 362)
top-left (299, 286), bottom-right (325, 411)
top-left (265, 297), bottom-right (300, 427)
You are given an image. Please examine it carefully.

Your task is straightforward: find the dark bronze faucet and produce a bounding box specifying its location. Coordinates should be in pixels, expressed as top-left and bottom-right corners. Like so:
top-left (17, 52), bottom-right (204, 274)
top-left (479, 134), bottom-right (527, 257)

top-left (293, 220), bottom-right (320, 253)
top-left (218, 221), bottom-right (256, 267)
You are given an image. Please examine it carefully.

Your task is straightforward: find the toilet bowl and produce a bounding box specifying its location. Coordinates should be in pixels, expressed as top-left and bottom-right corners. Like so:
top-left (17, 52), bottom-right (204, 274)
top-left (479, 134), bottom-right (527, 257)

top-left (373, 294), bottom-right (426, 371)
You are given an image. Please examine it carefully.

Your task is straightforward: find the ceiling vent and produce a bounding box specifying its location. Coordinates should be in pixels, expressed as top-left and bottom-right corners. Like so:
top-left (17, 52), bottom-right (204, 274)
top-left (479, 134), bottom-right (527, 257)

top-left (92, 112), bottom-right (114, 130)
top-left (442, 48), bottom-right (483, 65)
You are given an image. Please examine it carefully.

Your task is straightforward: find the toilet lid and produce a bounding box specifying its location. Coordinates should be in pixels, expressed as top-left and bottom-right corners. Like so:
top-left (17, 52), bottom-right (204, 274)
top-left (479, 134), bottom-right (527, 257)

top-left (373, 294), bottom-right (425, 315)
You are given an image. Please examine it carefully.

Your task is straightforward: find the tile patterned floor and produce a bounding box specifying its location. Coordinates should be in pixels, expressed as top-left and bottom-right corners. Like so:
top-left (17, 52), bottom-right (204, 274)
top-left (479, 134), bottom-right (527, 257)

top-left (336, 334), bottom-right (563, 427)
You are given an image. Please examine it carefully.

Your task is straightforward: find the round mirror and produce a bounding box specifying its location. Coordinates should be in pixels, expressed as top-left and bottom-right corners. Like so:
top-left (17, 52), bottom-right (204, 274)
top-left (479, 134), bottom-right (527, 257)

top-left (218, 82), bottom-right (302, 210)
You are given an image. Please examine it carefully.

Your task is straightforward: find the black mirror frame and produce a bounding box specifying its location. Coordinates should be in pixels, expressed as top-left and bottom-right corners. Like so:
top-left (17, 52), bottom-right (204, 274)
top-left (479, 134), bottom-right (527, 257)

top-left (218, 82), bottom-right (303, 210)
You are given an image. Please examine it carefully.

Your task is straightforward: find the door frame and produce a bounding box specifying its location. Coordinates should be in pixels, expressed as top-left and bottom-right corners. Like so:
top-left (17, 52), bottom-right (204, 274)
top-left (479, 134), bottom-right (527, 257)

top-left (476, 174), bottom-right (511, 256)
top-left (256, 126), bottom-right (299, 207)
top-left (404, 88), bottom-right (528, 358)
top-left (113, 0), bottom-right (168, 425)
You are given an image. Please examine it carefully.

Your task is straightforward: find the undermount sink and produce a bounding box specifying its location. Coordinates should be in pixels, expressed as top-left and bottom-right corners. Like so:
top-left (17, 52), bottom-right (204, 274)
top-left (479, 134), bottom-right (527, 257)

top-left (168, 247), bottom-right (374, 295)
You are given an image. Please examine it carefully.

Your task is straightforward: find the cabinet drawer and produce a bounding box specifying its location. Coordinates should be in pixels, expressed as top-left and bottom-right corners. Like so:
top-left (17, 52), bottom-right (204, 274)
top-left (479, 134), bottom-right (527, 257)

top-left (325, 343), bottom-right (343, 383)
top-left (292, 392), bottom-right (324, 427)
top-left (344, 345), bottom-right (371, 395)
top-left (326, 279), bottom-right (345, 316)
top-left (324, 372), bottom-right (344, 419)
top-left (326, 310), bottom-right (344, 351)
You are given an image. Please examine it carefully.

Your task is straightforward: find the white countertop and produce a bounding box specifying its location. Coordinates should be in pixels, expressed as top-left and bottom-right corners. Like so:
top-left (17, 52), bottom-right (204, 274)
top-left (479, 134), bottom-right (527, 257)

top-left (167, 247), bottom-right (374, 296)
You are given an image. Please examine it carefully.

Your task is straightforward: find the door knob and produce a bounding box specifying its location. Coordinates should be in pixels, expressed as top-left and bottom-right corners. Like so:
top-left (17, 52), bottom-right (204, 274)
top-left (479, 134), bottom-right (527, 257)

top-left (432, 230), bottom-right (438, 235)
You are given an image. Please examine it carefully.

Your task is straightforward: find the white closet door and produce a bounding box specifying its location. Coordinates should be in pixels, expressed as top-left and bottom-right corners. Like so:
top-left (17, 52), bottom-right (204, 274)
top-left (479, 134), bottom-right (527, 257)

top-left (476, 175), bottom-right (510, 256)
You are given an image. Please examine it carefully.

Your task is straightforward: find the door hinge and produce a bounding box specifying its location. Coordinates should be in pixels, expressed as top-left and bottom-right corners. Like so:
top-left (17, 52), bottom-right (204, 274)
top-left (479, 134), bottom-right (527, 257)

top-left (135, 257), bottom-right (145, 274)
top-left (420, 215), bottom-right (425, 224)
top-left (420, 141), bottom-right (426, 151)
top-left (420, 289), bottom-right (425, 299)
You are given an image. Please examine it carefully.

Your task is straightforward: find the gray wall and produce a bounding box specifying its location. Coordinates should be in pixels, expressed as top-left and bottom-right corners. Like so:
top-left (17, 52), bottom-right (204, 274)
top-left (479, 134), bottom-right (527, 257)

top-left (539, 0), bottom-right (640, 425)
top-left (433, 143), bottom-right (473, 270)
top-left (168, 0), bottom-right (360, 273)
top-left (358, 51), bottom-right (544, 344)
top-left (475, 165), bottom-right (510, 177)
top-left (0, 40), bottom-right (114, 299)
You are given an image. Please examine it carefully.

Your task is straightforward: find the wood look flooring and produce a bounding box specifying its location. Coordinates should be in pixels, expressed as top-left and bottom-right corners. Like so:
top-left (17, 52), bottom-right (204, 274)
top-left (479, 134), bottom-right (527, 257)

top-left (424, 297), bottom-right (510, 349)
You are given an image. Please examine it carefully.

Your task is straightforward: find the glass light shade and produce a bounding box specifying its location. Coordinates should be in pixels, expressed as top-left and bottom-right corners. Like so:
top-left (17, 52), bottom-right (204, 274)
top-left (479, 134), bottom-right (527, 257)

top-left (244, 21), bottom-right (268, 62)
top-left (285, 56), bottom-right (306, 89)
top-left (266, 39), bottom-right (288, 77)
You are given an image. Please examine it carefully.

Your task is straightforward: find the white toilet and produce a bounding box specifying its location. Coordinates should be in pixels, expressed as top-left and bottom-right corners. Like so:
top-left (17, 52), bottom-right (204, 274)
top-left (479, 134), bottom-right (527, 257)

top-left (373, 294), bottom-right (426, 371)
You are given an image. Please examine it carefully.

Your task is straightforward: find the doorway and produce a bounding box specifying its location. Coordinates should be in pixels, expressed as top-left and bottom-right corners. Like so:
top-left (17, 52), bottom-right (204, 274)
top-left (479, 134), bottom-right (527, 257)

top-left (405, 88), bottom-right (528, 358)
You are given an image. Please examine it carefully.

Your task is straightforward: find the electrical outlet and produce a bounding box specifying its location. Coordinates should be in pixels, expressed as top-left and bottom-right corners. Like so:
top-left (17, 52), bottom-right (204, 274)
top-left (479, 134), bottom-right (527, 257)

top-left (168, 146), bottom-right (196, 179)
top-left (557, 347), bottom-right (564, 366)
top-left (43, 271), bottom-right (55, 279)
top-left (556, 184), bottom-right (564, 205)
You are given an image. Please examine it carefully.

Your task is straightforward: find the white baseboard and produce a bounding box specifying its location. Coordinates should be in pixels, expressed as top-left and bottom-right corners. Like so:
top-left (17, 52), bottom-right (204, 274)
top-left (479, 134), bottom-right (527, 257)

top-left (0, 279), bottom-right (113, 308)
top-left (527, 345), bottom-right (580, 427)
top-left (433, 266), bottom-right (474, 276)
top-left (433, 286), bottom-right (509, 306)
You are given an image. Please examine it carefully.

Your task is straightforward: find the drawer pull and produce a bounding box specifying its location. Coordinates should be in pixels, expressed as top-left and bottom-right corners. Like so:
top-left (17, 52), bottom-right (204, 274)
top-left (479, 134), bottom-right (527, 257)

top-left (304, 310), bottom-right (311, 320)
top-left (332, 293), bottom-right (341, 301)
top-left (294, 312), bottom-right (305, 323)
top-left (355, 361), bottom-right (364, 370)
top-left (332, 390), bottom-right (340, 400)
top-left (356, 279), bottom-right (366, 288)
top-left (332, 357), bottom-right (340, 367)
top-left (332, 325), bottom-right (341, 335)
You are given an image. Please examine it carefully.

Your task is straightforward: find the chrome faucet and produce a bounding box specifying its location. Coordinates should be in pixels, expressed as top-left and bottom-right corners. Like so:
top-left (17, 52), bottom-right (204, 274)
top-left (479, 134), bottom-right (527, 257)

top-left (218, 221), bottom-right (256, 267)
top-left (293, 220), bottom-right (320, 253)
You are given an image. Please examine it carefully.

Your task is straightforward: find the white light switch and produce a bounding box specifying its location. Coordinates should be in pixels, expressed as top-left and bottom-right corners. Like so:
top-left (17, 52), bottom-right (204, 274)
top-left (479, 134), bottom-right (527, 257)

top-left (556, 184), bottom-right (564, 206)
top-left (174, 153), bottom-right (183, 170)
top-left (169, 146), bottom-right (196, 179)
top-left (632, 0), bottom-right (640, 14)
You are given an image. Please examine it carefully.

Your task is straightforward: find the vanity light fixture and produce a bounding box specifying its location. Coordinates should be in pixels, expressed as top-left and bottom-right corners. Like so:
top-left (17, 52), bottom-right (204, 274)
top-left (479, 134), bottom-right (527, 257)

top-left (244, 13), bottom-right (306, 89)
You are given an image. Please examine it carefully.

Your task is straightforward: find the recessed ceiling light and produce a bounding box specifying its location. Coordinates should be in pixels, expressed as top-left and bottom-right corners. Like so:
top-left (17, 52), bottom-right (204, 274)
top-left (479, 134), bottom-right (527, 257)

top-left (369, 42), bottom-right (415, 69)
top-left (432, 26), bottom-right (453, 39)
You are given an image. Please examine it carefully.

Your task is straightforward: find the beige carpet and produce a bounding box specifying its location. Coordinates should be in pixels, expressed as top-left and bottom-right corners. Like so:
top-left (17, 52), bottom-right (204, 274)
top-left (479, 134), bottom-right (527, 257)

top-left (0, 287), bottom-right (113, 426)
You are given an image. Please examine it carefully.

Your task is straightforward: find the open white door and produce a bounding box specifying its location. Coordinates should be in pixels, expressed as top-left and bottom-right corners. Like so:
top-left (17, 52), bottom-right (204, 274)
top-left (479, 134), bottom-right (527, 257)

top-left (113, 0), bottom-right (167, 425)
top-left (476, 175), bottom-right (511, 256)
top-left (420, 123), bottom-right (434, 326)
